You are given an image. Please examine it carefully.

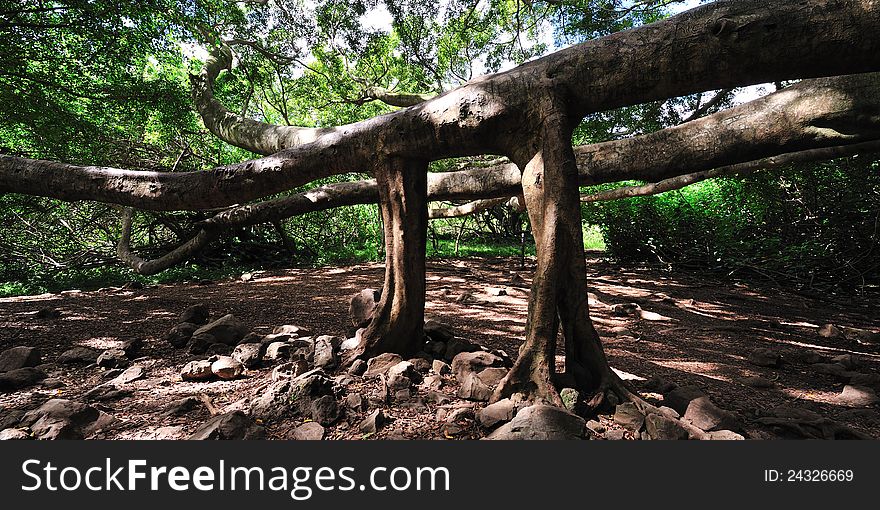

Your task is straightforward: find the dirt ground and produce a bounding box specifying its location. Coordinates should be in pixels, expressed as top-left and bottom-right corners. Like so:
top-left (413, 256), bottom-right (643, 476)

top-left (1, 255), bottom-right (878, 439)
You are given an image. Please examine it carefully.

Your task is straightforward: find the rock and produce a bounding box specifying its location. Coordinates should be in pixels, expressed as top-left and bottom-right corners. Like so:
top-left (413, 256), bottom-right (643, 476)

top-left (849, 373), bottom-right (880, 388)
top-left (486, 287), bottom-right (507, 296)
top-left (643, 376), bottom-right (677, 394)
top-left (476, 367), bottom-right (508, 388)
top-left (82, 384), bottom-right (132, 402)
top-left (663, 385), bottom-right (706, 415)
top-left (742, 376), bottom-right (775, 389)
top-left (192, 314), bottom-right (247, 346)
top-left (20, 399), bottom-right (117, 439)
top-left (478, 398), bottom-right (517, 428)
top-left (0, 346), bottom-right (41, 372)
top-left (644, 412), bottom-right (689, 440)
top-left (211, 356), bottom-right (244, 380)
top-left (96, 348), bottom-right (129, 369)
top-left (0, 367), bottom-right (47, 391)
top-left (706, 430), bottom-right (746, 440)
top-left (189, 411), bottom-right (264, 440)
top-left (0, 408), bottom-right (25, 430)
top-left (831, 354), bottom-right (860, 370)
top-left (349, 289), bottom-right (381, 328)
top-left (166, 322), bottom-right (198, 348)
top-left (110, 365), bottom-right (145, 385)
top-left (487, 405), bottom-right (586, 440)
top-left (614, 403), bottom-right (646, 431)
top-left (57, 346), bottom-right (99, 365)
top-left (313, 335), bottom-right (339, 370)
top-left (340, 337), bottom-right (360, 351)
top-left (359, 409), bottom-right (386, 435)
top-left (747, 348), bottom-right (782, 368)
top-left (408, 357), bottom-right (432, 374)
top-left (603, 429), bottom-right (626, 440)
top-left (348, 359), bottom-right (367, 376)
top-left (181, 360), bottom-right (213, 381)
top-left (789, 350), bottom-right (827, 364)
top-left (387, 361), bottom-right (420, 391)
top-left (179, 304), bottom-right (210, 325)
top-left (457, 373), bottom-right (493, 401)
top-left (289, 337), bottom-right (316, 362)
top-left (187, 333), bottom-right (214, 354)
top-left (311, 395), bottom-right (340, 425)
top-left (164, 397), bottom-right (200, 417)
top-left (818, 323), bottom-right (843, 339)
top-left (812, 363), bottom-right (853, 380)
top-left (0, 428), bottom-right (30, 440)
top-left (272, 360), bottom-right (310, 381)
top-left (250, 370), bottom-right (334, 421)
top-left (586, 420), bottom-right (606, 435)
top-left (119, 338), bottom-right (142, 357)
top-left (206, 343), bottom-right (232, 356)
top-left (451, 351), bottom-right (505, 383)
top-left (232, 342), bottom-right (263, 368)
top-left (424, 319), bottom-right (455, 343)
top-left (432, 360), bottom-right (451, 375)
top-left (683, 397), bottom-right (741, 432)
top-left (611, 303), bottom-right (641, 317)
top-left (444, 338), bottom-right (481, 362)
top-left (240, 272), bottom-right (253, 282)
top-left (264, 341), bottom-right (292, 361)
top-left (273, 324), bottom-right (311, 337)
top-left (835, 385), bottom-right (879, 407)
top-left (422, 374), bottom-right (443, 390)
top-left (293, 422), bottom-right (325, 440)
top-left (425, 339), bottom-right (446, 358)
top-left (344, 393), bottom-right (366, 413)
top-left (41, 377), bottom-right (65, 389)
top-left (364, 353), bottom-right (403, 378)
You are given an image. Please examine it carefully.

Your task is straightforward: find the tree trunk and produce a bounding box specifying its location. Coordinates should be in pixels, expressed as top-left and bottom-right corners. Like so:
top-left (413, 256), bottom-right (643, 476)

top-left (492, 100), bottom-right (621, 407)
top-left (347, 157), bottom-right (428, 360)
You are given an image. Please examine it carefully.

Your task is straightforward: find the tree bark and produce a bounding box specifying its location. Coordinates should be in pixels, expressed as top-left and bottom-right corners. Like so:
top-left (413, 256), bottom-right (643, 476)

top-left (346, 158), bottom-right (429, 360)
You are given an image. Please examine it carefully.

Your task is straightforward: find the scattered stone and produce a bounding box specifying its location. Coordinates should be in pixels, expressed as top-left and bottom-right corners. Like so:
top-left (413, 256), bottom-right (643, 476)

top-left (240, 272), bottom-right (254, 282)
top-left (164, 397), bottom-right (201, 417)
top-left (603, 429), bottom-right (626, 440)
top-left (831, 354), bottom-right (860, 370)
top-left (166, 322), bottom-right (198, 348)
top-left (311, 395), bottom-right (340, 426)
top-left (425, 339), bottom-right (446, 358)
top-left (586, 420), bottom-right (606, 435)
top-left (424, 319), bottom-right (455, 343)
top-left (421, 374), bottom-right (443, 390)
top-left (313, 335), bottom-right (339, 370)
top-left (788, 351), bottom-right (827, 364)
top-left (610, 326), bottom-right (635, 337)
top-left (349, 289), bottom-right (381, 328)
top-left (41, 377), bottom-right (64, 389)
top-left (232, 342), bottom-right (263, 368)
top-left (742, 376), bottom-right (775, 389)
top-left (444, 338), bottom-right (481, 362)
top-left (181, 360), bottom-right (213, 381)
top-left (211, 356), bottom-right (244, 380)
top-left (614, 402), bottom-right (646, 431)
top-left (835, 385), bottom-right (879, 407)
top-left (96, 348), bottom-right (129, 369)
top-left (110, 365), bottom-right (145, 385)
top-left (340, 337), bottom-right (360, 351)
top-left (250, 370), bottom-right (334, 421)
top-left (451, 351), bottom-right (505, 382)
top-left (747, 348), bottom-right (782, 368)
top-left (432, 360), bottom-right (451, 375)
top-left (663, 385), bottom-right (706, 415)
top-left (293, 422), bottom-right (325, 440)
top-left (57, 346), bottom-right (100, 365)
top-left (189, 411), bottom-right (264, 440)
top-left (611, 303), bottom-right (641, 317)
top-left (0, 428), bottom-right (30, 440)
top-left (476, 367), bottom-right (508, 388)
top-left (387, 361), bottom-right (420, 392)
top-left (818, 323), bottom-right (843, 339)
top-left (458, 373), bottom-right (493, 401)
top-left (364, 353), bottom-right (403, 378)
top-left (348, 359), bottom-right (367, 376)
top-left (706, 430), bottom-right (746, 440)
top-left (273, 324), bottom-right (311, 337)
top-left (20, 399), bottom-right (117, 440)
top-left (487, 405), bottom-right (585, 440)
top-left (0, 408), bottom-right (24, 430)
top-left (0, 367), bottom-right (47, 391)
top-left (187, 333), bottom-right (214, 354)
top-left (0, 346), bottom-right (41, 372)
top-left (179, 304), bottom-right (210, 325)
top-left (478, 398), bottom-right (518, 428)
top-left (265, 341), bottom-right (292, 361)
top-left (82, 385), bottom-right (132, 402)
top-left (408, 357), bottom-right (432, 374)
top-left (359, 409), bottom-right (386, 435)
top-left (192, 314), bottom-right (247, 346)
top-left (645, 412), bottom-right (689, 440)
top-left (206, 343), bottom-right (232, 356)
top-left (344, 393), bottom-right (366, 413)
top-left (683, 397), bottom-right (741, 432)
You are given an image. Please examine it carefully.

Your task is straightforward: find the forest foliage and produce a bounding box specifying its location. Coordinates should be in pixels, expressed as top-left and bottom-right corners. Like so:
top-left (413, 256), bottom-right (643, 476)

top-left (0, 0), bottom-right (877, 296)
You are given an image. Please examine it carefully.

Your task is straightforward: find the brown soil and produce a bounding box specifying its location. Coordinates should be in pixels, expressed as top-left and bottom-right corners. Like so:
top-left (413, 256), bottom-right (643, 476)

top-left (1, 255), bottom-right (878, 439)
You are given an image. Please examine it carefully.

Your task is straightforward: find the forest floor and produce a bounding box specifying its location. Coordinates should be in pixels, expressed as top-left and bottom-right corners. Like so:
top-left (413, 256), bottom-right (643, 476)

top-left (1, 254), bottom-right (878, 440)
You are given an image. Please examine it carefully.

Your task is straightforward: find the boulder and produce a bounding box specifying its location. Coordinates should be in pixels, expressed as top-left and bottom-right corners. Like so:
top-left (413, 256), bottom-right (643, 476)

top-left (273, 324), bottom-right (311, 337)
top-left (644, 412), bottom-right (689, 440)
top-left (457, 373), bottom-right (493, 401)
top-left (834, 385), bottom-right (879, 407)
top-left (310, 395), bottom-right (340, 425)
top-left (424, 319), bottom-right (455, 343)
top-left (683, 397), bottom-right (741, 432)
top-left (444, 338), bottom-right (481, 362)
top-left (747, 348), bottom-right (782, 368)
top-left (109, 365), bottom-right (145, 385)
top-left (189, 411), bottom-right (264, 440)
top-left (0, 346), bottom-right (41, 372)
top-left (0, 367), bottom-right (47, 391)
top-left (348, 359), bottom-right (367, 376)
top-left (812, 363), bottom-right (854, 381)
top-left (408, 357), bottom-right (432, 374)
top-left (181, 360), bottom-right (213, 381)
top-left (663, 385), bottom-right (706, 415)
top-left (250, 370), bottom-right (334, 421)
top-left (211, 356), bottom-right (244, 380)
top-left (613, 402), bottom-right (645, 431)
top-left (272, 360), bottom-right (310, 381)
top-left (20, 399), bottom-right (117, 440)
top-left (187, 333), bottom-right (215, 354)
top-left (163, 397), bottom-right (201, 417)
top-left (432, 360), bottom-right (451, 375)
top-left (232, 342), bottom-right (263, 368)
top-left (57, 346), bottom-right (99, 365)
top-left (264, 341), bottom-right (292, 361)
top-left (166, 322), bottom-right (198, 348)
top-left (831, 354), bottom-right (860, 370)
top-left (344, 393), bottom-right (366, 413)
top-left (487, 405), bottom-right (585, 440)
top-left (179, 304), bottom-right (210, 325)
top-left (478, 398), bottom-right (518, 428)
top-left (387, 361), bottom-right (420, 392)
top-left (313, 335), bottom-right (339, 370)
top-left (349, 289), bottom-right (381, 328)
top-left (0, 428), bottom-right (30, 440)
top-left (293, 422), bottom-right (325, 440)
top-left (96, 348), bottom-right (128, 369)
top-left (364, 353), bottom-right (403, 378)
top-left (451, 351), bottom-right (505, 383)
top-left (192, 314), bottom-right (247, 346)
top-left (359, 409), bottom-right (386, 435)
